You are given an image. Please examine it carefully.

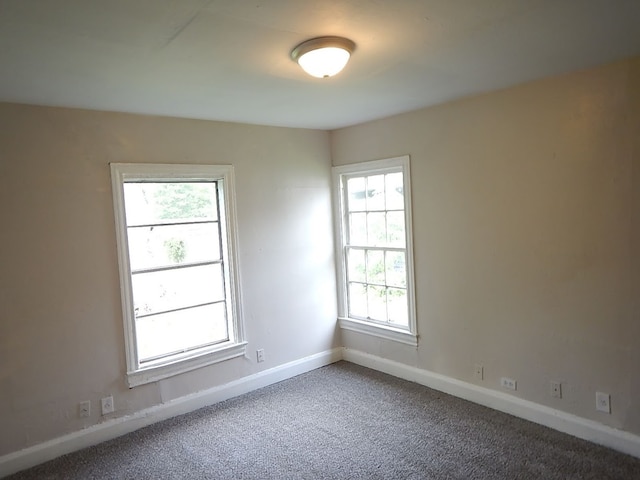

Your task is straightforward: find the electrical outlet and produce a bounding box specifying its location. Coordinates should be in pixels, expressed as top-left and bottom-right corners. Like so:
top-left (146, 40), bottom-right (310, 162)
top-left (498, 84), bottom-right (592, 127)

top-left (500, 377), bottom-right (517, 391)
top-left (550, 381), bottom-right (562, 399)
top-left (101, 395), bottom-right (114, 415)
top-left (596, 392), bottom-right (610, 414)
top-left (474, 364), bottom-right (484, 381)
top-left (256, 349), bottom-right (265, 363)
top-left (79, 400), bottom-right (91, 418)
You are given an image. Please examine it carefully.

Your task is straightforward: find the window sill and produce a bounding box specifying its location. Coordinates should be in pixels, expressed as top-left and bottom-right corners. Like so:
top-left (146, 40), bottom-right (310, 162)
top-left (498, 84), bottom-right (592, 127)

top-left (338, 317), bottom-right (418, 346)
top-left (126, 341), bottom-right (247, 388)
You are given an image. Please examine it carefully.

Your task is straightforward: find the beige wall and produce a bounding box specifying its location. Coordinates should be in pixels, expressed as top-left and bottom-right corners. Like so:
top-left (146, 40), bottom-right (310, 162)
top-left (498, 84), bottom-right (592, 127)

top-left (0, 105), bottom-right (337, 455)
top-left (630, 58), bottom-right (640, 436)
top-left (331, 57), bottom-right (640, 435)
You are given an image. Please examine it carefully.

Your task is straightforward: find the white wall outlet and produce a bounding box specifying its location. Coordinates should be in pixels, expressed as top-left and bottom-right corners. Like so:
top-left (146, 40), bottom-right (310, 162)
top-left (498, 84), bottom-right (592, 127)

top-left (596, 391), bottom-right (611, 414)
top-left (256, 349), bottom-right (265, 363)
top-left (79, 400), bottom-right (91, 418)
top-left (550, 381), bottom-right (562, 399)
top-left (101, 395), bottom-right (114, 415)
top-left (474, 364), bottom-right (484, 381)
top-left (500, 377), bottom-right (517, 391)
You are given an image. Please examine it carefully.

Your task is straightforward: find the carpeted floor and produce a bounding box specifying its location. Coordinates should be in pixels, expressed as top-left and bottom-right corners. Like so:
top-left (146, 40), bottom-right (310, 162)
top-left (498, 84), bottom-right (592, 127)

top-left (6, 361), bottom-right (640, 479)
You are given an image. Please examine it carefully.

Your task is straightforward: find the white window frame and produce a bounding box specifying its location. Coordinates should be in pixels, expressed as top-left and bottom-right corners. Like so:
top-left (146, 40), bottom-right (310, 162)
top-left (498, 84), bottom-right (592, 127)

top-left (332, 156), bottom-right (417, 346)
top-left (110, 163), bottom-right (246, 387)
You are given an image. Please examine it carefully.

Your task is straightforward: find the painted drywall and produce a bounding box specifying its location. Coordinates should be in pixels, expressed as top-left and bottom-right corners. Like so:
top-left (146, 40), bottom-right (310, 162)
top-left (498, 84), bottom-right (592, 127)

top-left (630, 57), bottom-right (640, 436)
top-left (331, 57), bottom-right (640, 436)
top-left (0, 104), bottom-right (337, 456)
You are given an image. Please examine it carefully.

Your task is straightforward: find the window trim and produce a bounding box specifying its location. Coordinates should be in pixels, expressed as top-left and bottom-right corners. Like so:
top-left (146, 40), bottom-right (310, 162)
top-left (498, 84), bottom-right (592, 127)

top-left (332, 156), bottom-right (418, 346)
top-left (110, 163), bottom-right (246, 387)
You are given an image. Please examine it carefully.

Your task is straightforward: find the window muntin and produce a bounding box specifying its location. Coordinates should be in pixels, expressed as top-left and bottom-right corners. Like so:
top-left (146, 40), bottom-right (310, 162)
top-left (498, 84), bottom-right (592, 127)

top-left (333, 156), bottom-right (417, 345)
top-left (111, 164), bottom-right (245, 386)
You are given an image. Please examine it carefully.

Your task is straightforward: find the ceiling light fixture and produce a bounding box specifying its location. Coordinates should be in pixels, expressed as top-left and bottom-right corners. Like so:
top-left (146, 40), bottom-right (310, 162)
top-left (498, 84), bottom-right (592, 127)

top-left (291, 36), bottom-right (356, 78)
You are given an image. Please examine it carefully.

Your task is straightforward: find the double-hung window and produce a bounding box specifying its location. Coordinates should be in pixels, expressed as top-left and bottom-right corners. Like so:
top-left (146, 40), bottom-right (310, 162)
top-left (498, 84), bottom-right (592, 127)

top-left (333, 156), bottom-right (417, 345)
top-left (111, 163), bottom-right (246, 387)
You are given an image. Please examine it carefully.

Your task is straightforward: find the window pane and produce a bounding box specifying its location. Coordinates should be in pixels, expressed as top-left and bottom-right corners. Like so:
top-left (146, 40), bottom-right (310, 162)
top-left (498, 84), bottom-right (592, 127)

top-left (385, 251), bottom-right (406, 288)
top-left (387, 211), bottom-right (406, 247)
top-left (132, 264), bottom-right (224, 317)
top-left (387, 288), bottom-right (408, 326)
top-left (366, 250), bottom-right (385, 285)
top-left (385, 172), bottom-right (404, 210)
top-left (127, 223), bottom-right (220, 270)
top-left (348, 283), bottom-right (367, 318)
top-left (136, 303), bottom-right (228, 362)
top-left (124, 182), bottom-right (218, 226)
top-left (367, 212), bottom-right (387, 246)
top-left (347, 177), bottom-right (366, 212)
top-left (349, 213), bottom-right (367, 245)
top-left (366, 175), bottom-right (385, 211)
top-left (367, 285), bottom-right (387, 321)
top-left (347, 248), bottom-right (366, 283)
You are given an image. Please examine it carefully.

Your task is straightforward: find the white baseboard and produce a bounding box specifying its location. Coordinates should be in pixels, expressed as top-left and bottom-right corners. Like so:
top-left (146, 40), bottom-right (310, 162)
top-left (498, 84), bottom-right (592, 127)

top-left (343, 348), bottom-right (640, 459)
top-left (0, 348), bottom-right (343, 479)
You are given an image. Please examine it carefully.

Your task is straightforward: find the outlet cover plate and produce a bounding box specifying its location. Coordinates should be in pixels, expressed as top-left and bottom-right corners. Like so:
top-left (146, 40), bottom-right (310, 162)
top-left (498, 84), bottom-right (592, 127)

top-left (500, 377), bottom-right (517, 391)
top-left (101, 395), bottom-right (114, 415)
top-left (550, 381), bottom-right (562, 398)
top-left (79, 400), bottom-right (91, 418)
top-left (596, 391), bottom-right (610, 413)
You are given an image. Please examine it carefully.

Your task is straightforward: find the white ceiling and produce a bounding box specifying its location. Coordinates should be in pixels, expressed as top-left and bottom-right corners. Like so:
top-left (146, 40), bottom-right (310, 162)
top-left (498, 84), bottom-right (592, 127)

top-left (1, 0), bottom-right (639, 130)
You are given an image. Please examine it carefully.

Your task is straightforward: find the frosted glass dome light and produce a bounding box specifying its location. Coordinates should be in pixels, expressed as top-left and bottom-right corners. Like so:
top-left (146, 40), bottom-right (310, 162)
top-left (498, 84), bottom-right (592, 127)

top-left (291, 37), bottom-right (356, 78)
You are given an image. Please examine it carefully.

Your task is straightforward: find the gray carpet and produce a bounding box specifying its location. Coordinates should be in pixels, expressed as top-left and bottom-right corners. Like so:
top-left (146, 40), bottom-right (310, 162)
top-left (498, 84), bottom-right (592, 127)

top-left (6, 362), bottom-right (640, 479)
